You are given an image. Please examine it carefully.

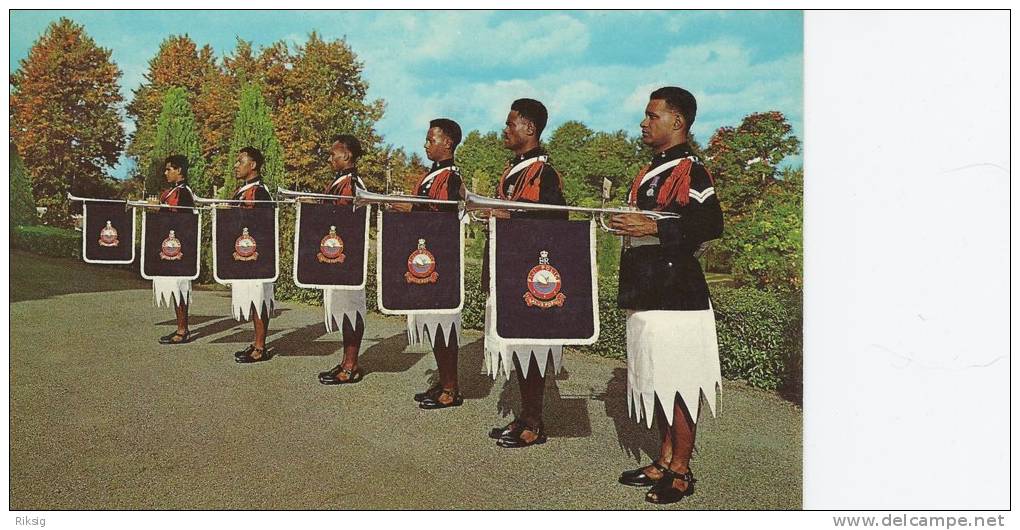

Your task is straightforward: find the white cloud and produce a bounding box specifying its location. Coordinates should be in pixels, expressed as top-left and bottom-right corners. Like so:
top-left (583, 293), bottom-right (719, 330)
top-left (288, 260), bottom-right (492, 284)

top-left (368, 37), bottom-right (802, 162)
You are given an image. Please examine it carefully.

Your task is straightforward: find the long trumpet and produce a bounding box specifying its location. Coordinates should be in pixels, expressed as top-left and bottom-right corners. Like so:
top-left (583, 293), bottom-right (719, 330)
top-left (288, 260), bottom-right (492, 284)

top-left (67, 192), bottom-right (204, 211)
top-left (277, 187), bottom-right (354, 202)
top-left (463, 191), bottom-right (679, 232)
top-left (354, 188), bottom-right (459, 209)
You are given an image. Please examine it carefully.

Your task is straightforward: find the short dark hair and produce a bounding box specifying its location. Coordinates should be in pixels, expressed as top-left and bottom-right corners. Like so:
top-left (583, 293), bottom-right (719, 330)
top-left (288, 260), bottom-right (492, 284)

top-left (239, 146), bottom-right (264, 172)
top-left (650, 86), bottom-right (697, 132)
top-left (429, 118), bottom-right (462, 148)
top-left (331, 134), bottom-right (363, 162)
top-left (165, 155), bottom-right (189, 177)
top-left (510, 98), bottom-right (548, 137)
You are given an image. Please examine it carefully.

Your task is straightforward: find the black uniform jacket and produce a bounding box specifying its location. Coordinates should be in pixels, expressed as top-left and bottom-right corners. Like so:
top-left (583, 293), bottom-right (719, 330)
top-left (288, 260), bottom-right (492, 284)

top-left (617, 144), bottom-right (723, 311)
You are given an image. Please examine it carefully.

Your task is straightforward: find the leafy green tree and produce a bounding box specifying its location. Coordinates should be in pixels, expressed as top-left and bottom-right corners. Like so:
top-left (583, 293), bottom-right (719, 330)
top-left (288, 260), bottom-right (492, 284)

top-left (146, 87), bottom-right (208, 195)
top-left (546, 121), bottom-right (594, 204)
top-left (220, 83), bottom-right (285, 196)
top-left (720, 167), bottom-right (803, 291)
top-left (457, 130), bottom-right (506, 196)
top-left (10, 144), bottom-right (38, 227)
top-left (10, 17), bottom-right (125, 226)
top-left (704, 111), bottom-right (800, 218)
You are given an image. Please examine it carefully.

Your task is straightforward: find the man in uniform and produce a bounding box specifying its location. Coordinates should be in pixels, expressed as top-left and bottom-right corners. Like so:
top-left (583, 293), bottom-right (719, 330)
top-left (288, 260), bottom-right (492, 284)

top-left (609, 86), bottom-right (723, 504)
top-left (231, 146), bottom-right (276, 363)
top-left (483, 98), bottom-right (568, 448)
top-left (390, 118), bottom-right (465, 409)
top-left (317, 135), bottom-right (370, 385)
top-left (155, 154), bottom-right (196, 344)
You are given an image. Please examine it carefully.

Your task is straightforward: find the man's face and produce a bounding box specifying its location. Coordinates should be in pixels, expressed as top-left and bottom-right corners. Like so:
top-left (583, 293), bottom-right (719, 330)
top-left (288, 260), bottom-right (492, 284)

top-left (234, 152), bottom-right (255, 181)
top-left (640, 99), bottom-right (685, 149)
top-left (329, 142), bottom-right (352, 172)
top-left (165, 163), bottom-right (182, 183)
top-left (424, 127), bottom-right (449, 162)
top-left (502, 110), bottom-right (531, 151)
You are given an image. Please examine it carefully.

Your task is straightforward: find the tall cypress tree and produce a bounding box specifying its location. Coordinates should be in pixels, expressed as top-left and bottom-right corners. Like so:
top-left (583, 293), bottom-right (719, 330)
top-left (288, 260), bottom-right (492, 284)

top-left (220, 83), bottom-right (284, 197)
top-left (147, 87), bottom-right (208, 196)
top-left (10, 144), bottom-right (38, 227)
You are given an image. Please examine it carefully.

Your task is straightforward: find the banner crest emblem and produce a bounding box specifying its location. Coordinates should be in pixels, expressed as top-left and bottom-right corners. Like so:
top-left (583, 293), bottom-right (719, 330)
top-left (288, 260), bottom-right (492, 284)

top-left (233, 227), bottom-right (258, 261)
top-left (160, 230), bottom-right (183, 261)
top-left (405, 238), bottom-right (439, 284)
top-left (524, 250), bottom-right (565, 308)
top-left (98, 220), bottom-right (120, 247)
top-left (317, 225), bottom-right (346, 264)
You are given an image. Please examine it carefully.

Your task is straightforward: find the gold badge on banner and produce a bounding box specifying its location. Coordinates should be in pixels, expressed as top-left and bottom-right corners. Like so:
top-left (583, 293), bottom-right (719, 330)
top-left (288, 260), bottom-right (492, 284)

top-left (317, 225), bottom-right (346, 264)
top-left (233, 227), bottom-right (258, 261)
top-left (160, 230), bottom-right (183, 261)
top-left (98, 220), bottom-right (120, 247)
top-left (524, 250), bottom-right (565, 308)
top-left (405, 238), bottom-right (438, 284)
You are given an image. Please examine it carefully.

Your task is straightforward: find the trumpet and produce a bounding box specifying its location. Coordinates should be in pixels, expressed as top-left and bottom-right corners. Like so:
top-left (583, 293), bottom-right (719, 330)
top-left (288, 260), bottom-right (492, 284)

top-left (277, 187), bottom-right (354, 203)
top-left (462, 191), bottom-right (679, 232)
top-left (354, 188), bottom-right (459, 209)
top-left (67, 192), bottom-right (205, 211)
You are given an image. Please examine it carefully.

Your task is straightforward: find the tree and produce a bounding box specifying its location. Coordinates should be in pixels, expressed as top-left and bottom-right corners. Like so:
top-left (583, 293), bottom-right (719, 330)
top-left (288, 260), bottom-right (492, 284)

top-left (220, 83), bottom-right (285, 196)
top-left (10, 17), bottom-right (125, 226)
top-left (721, 167), bottom-right (803, 291)
top-left (546, 121), bottom-right (594, 204)
top-left (125, 35), bottom-right (218, 181)
top-left (457, 131), bottom-right (506, 197)
top-left (704, 111), bottom-right (800, 217)
top-left (10, 144), bottom-right (37, 227)
top-left (146, 87), bottom-right (208, 195)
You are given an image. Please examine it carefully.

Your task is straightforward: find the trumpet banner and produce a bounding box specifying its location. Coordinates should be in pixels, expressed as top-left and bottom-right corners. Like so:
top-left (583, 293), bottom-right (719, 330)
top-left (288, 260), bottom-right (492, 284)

top-left (489, 218), bottom-right (599, 344)
top-left (141, 209), bottom-right (201, 279)
top-left (212, 206), bottom-right (279, 283)
top-left (293, 203), bottom-right (370, 289)
top-left (377, 211), bottom-right (464, 315)
top-left (82, 202), bottom-right (135, 264)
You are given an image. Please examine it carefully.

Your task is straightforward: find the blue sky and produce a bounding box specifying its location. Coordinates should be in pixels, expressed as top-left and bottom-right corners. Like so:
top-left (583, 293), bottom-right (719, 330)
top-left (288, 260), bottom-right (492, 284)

top-left (11, 10), bottom-right (803, 177)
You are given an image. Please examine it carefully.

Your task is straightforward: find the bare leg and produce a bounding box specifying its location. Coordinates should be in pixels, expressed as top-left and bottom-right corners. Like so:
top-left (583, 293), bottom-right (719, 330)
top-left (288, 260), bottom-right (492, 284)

top-left (174, 300), bottom-right (189, 335)
top-left (337, 314), bottom-right (365, 381)
top-left (512, 354), bottom-right (546, 436)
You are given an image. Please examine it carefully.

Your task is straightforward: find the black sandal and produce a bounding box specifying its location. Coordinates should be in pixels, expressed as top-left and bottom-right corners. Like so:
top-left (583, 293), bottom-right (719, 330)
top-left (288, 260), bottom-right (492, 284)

top-left (320, 367), bottom-right (363, 385)
top-left (414, 383), bottom-right (443, 403)
top-left (496, 421), bottom-right (547, 448)
top-left (618, 461), bottom-right (669, 487)
top-left (159, 330), bottom-right (192, 345)
top-left (419, 388), bottom-right (464, 410)
top-left (235, 346), bottom-right (272, 364)
top-left (645, 469), bottom-right (696, 504)
top-left (488, 419), bottom-right (522, 440)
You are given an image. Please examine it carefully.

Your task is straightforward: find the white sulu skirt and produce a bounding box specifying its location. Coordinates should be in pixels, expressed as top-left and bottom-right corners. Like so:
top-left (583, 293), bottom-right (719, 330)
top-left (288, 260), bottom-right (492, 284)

top-left (626, 308), bottom-right (722, 428)
top-left (230, 281), bottom-right (275, 321)
top-left (483, 298), bottom-right (562, 381)
top-left (407, 313), bottom-right (461, 350)
top-left (153, 278), bottom-right (191, 309)
top-left (323, 288), bottom-right (366, 335)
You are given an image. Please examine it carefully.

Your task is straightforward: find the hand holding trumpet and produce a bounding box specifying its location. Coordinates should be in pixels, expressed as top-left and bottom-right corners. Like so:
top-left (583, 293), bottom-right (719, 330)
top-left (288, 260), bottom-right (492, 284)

top-left (608, 213), bottom-right (658, 237)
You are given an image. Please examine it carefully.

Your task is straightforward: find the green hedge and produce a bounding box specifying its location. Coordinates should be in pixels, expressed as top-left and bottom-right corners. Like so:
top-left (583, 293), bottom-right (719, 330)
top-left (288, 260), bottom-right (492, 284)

top-left (11, 225), bottom-right (82, 259)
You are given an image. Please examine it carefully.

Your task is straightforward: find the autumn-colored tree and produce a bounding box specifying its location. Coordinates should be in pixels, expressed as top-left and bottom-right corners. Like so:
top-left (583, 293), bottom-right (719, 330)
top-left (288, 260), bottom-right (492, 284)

top-left (146, 87), bottom-right (208, 195)
top-left (125, 35), bottom-right (218, 179)
top-left (10, 17), bottom-right (125, 226)
top-left (10, 144), bottom-right (38, 227)
top-left (220, 83), bottom-right (285, 196)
